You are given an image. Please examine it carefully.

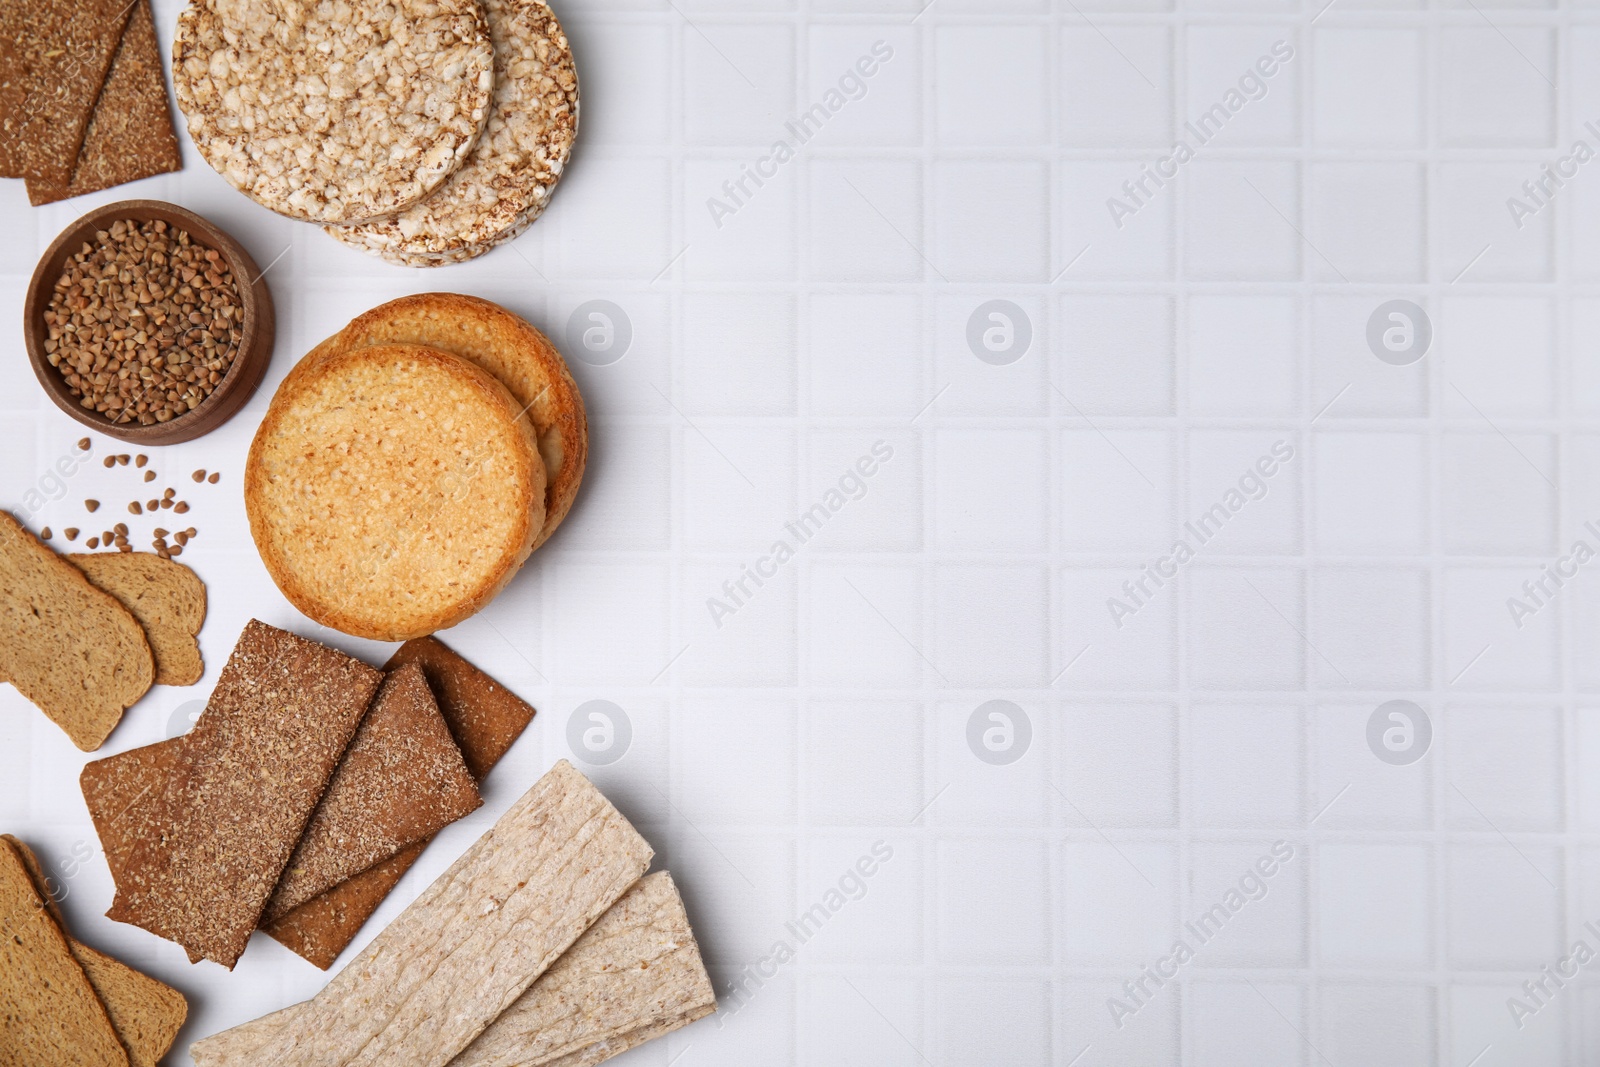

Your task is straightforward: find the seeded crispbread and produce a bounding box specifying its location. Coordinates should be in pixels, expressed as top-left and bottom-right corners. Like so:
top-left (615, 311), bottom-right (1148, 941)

top-left (262, 635), bottom-right (538, 967)
top-left (105, 620), bottom-right (382, 968)
top-left (0, 838), bottom-right (130, 1067)
top-left (68, 552), bottom-right (206, 687)
top-left (262, 662), bottom-right (482, 924)
top-left (213, 761), bottom-right (651, 1067)
top-left (4, 837), bottom-right (188, 1067)
top-left (0, 510), bottom-right (153, 751)
top-left (172, 0), bottom-right (493, 223)
top-left (306, 294), bottom-right (586, 552)
top-left (327, 0), bottom-right (577, 263)
top-left (24, 0), bottom-right (181, 206)
top-left (246, 343), bottom-right (545, 641)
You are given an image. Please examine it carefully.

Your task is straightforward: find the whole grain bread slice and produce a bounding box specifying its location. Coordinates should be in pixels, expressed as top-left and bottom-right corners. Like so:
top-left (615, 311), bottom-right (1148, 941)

top-left (69, 552), bottom-right (206, 687)
top-left (0, 510), bottom-right (153, 751)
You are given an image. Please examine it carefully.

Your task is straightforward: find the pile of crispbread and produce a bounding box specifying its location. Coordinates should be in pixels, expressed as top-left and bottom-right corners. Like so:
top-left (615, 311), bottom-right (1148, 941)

top-left (246, 293), bottom-right (587, 641)
top-left (191, 761), bottom-right (716, 1067)
top-left (172, 0), bottom-right (578, 265)
top-left (0, 510), bottom-right (205, 751)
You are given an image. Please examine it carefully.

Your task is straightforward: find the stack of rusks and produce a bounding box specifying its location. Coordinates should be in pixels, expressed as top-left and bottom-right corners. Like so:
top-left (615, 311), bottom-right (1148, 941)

top-left (172, 0), bottom-right (577, 266)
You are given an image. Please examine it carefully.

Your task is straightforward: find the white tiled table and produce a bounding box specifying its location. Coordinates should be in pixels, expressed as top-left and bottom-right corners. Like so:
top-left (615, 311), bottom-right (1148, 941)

top-left (3, 1), bottom-right (1599, 1064)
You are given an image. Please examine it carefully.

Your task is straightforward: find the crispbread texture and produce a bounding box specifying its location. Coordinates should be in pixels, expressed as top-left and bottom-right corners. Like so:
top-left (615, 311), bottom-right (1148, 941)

top-left (0, 510), bottom-right (153, 751)
top-left (194, 872), bottom-right (714, 1067)
top-left (203, 761), bottom-right (652, 1067)
top-left (172, 0), bottom-right (493, 224)
top-left (69, 552), bottom-right (206, 687)
top-left (0, 839), bottom-right (129, 1067)
top-left (262, 662), bottom-right (482, 923)
top-left (262, 635), bottom-right (538, 967)
top-left (246, 343), bottom-right (545, 641)
top-left (25, 0), bottom-right (182, 206)
top-left (328, 0), bottom-right (578, 262)
top-left (105, 620), bottom-right (383, 968)
top-left (312, 294), bottom-right (586, 551)
top-left (4, 838), bottom-right (187, 1067)
top-left (80, 740), bottom-right (179, 877)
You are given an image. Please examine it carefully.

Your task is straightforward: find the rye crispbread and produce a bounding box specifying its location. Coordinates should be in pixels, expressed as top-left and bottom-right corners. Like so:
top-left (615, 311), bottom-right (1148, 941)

top-left (213, 762), bottom-right (651, 1067)
top-left (262, 662), bottom-right (482, 923)
top-left (24, 0), bottom-right (181, 206)
top-left (327, 0), bottom-right (578, 263)
top-left (69, 552), bottom-right (206, 687)
top-left (4, 838), bottom-right (187, 1067)
top-left (305, 294), bottom-right (586, 551)
top-left (246, 343), bottom-right (545, 641)
top-left (105, 620), bottom-right (382, 968)
top-left (0, 839), bottom-right (129, 1067)
top-left (0, 510), bottom-right (153, 751)
top-left (262, 635), bottom-right (538, 967)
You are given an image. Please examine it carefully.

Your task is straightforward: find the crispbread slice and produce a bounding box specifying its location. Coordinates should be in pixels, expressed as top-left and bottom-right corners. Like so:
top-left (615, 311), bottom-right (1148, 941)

top-left (4, 838), bottom-right (187, 1067)
top-left (262, 635), bottom-right (538, 966)
top-left (69, 552), bottom-right (206, 687)
top-left (0, 510), bottom-right (153, 751)
top-left (262, 662), bottom-right (482, 923)
top-left (311, 294), bottom-right (587, 551)
top-left (210, 761), bottom-right (651, 1067)
top-left (245, 343), bottom-right (546, 641)
top-left (80, 740), bottom-right (179, 877)
top-left (0, 839), bottom-right (130, 1067)
top-left (24, 0), bottom-right (181, 205)
top-left (105, 620), bottom-right (382, 968)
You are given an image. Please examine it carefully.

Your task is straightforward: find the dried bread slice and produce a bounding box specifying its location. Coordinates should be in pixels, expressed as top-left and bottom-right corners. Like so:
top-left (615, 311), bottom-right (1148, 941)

top-left (246, 343), bottom-right (546, 640)
top-left (69, 552), bottom-right (206, 687)
top-left (304, 294), bottom-right (585, 552)
top-left (0, 510), bottom-right (153, 751)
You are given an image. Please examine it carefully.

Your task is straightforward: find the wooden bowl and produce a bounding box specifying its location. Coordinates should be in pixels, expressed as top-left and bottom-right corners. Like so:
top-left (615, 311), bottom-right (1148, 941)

top-left (24, 199), bottom-right (275, 445)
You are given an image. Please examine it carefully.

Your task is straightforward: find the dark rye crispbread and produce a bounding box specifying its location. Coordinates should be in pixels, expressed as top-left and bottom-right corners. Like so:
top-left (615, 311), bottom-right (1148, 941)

top-left (26, 0), bottom-right (181, 206)
top-left (4, 837), bottom-right (187, 1067)
top-left (260, 635), bottom-right (538, 967)
top-left (0, 0), bottom-right (133, 184)
top-left (0, 839), bottom-right (129, 1067)
top-left (105, 620), bottom-right (382, 968)
top-left (262, 662), bottom-right (482, 923)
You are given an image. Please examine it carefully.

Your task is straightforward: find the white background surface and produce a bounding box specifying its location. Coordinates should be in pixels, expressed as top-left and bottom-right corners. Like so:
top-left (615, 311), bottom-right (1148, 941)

top-left (3, 0), bottom-right (1599, 1063)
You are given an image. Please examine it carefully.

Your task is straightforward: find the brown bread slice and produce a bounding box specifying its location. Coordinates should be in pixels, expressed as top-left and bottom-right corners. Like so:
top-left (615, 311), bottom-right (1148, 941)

top-left (69, 553), bottom-right (206, 687)
top-left (0, 510), bottom-right (153, 751)
top-left (0, 838), bottom-right (129, 1067)
top-left (261, 635), bottom-right (537, 966)
top-left (105, 620), bottom-right (382, 968)
top-left (4, 838), bottom-right (187, 1067)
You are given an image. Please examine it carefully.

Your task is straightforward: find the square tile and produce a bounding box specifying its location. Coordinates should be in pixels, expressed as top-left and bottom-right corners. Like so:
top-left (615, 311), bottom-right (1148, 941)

top-left (801, 836), bottom-right (921, 965)
top-left (1187, 982), bottom-right (1307, 1067)
top-left (1316, 844), bottom-right (1433, 967)
top-left (1441, 433), bottom-right (1556, 555)
top-left (1308, 163), bottom-right (1425, 282)
top-left (1058, 842), bottom-right (1179, 966)
top-left (1187, 568), bottom-right (1305, 691)
top-left (932, 699), bottom-right (1049, 829)
top-left (1436, 162), bottom-right (1555, 282)
top-left (1310, 295), bottom-right (1429, 419)
top-left (931, 564), bottom-right (1050, 687)
top-left (937, 981), bottom-right (1051, 1067)
top-left (803, 701), bottom-right (922, 826)
top-left (1441, 297), bottom-right (1556, 417)
top-left (1317, 985), bottom-right (1436, 1067)
top-left (551, 562), bottom-right (671, 684)
top-left (681, 560), bottom-right (799, 687)
top-left (1186, 842), bottom-right (1306, 967)
top-left (809, 159), bottom-right (924, 282)
top-left (935, 26), bottom-right (1048, 146)
top-left (681, 291), bottom-right (797, 416)
top-left (1059, 429), bottom-right (1177, 553)
top-left (686, 156), bottom-right (797, 282)
top-left (805, 27), bottom-right (920, 146)
top-left (674, 696), bottom-right (797, 826)
top-left (1057, 294), bottom-right (1175, 415)
top-left (1444, 705), bottom-right (1563, 831)
top-left (1059, 568), bottom-right (1178, 690)
top-left (551, 157), bottom-right (673, 279)
top-left (1185, 431), bottom-right (1302, 555)
top-left (1440, 27), bottom-right (1555, 147)
top-left (1056, 159), bottom-right (1175, 280)
top-left (802, 429), bottom-right (921, 552)
top-left (933, 161), bottom-right (1050, 282)
top-left (806, 292), bottom-right (923, 416)
top-left (684, 23), bottom-right (794, 145)
top-left (1185, 161), bottom-right (1301, 280)
top-left (1186, 294), bottom-right (1297, 417)
top-left (805, 566), bottom-right (924, 689)
top-left (1188, 705), bottom-right (1304, 828)
top-left (1447, 844), bottom-right (1563, 970)
top-left (932, 427), bottom-right (1049, 552)
top-left (1308, 567), bottom-right (1430, 690)
top-left (1312, 432), bottom-right (1428, 555)
top-left (936, 838), bottom-right (1049, 964)
top-left (1184, 27), bottom-right (1300, 146)
top-left (1311, 28), bottom-right (1423, 146)
top-left (1057, 704), bottom-right (1177, 828)
top-left (684, 425), bottom-right (795, 552)
top-left (801, 976), bottom-right (923, 1067)
top-left (932, 293), bottom-right (1050, 416)
top-left (575, 22), bottom-right (673, 146)
top-left (1060, 26), bottom-right (1171, 147)
top-left (1442, 568), bottom-right (1560, 691)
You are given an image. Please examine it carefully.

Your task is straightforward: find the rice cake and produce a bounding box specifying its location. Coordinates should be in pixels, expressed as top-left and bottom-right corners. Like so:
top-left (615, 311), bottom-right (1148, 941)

top-left (172, 0), bottom-right (494, 224)
top-left (105, 620), bottom-right (382, 968)
top-left (246, 343), bottom-right (546, 641)
top-left (327, 0), bottom-right (577, 262)
top-left (68, 552), bottom-right (206, 687)
top-left (220, 761), bottom-right (651, 1067)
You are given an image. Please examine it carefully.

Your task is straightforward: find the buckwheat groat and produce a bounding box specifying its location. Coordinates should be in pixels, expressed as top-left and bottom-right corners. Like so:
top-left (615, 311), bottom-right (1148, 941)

top-left (172, 0), bottom-right (495, 224)
top-left (327, 0), bottom-right (577, 263)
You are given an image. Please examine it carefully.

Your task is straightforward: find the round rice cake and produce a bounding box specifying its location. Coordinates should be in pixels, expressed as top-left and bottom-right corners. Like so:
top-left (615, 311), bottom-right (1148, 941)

top-left (245, 343), bottom-right (545, 640)
top-left (173, 0), bottom-right (495, 224)
top-left (324, 0), bottom-right (577, 261)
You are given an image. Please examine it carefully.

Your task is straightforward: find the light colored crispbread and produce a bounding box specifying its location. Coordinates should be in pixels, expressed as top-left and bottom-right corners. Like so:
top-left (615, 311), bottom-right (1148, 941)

top-left (327, 0), bottom-right (577, 262)
top-left (69, 552), bottom-right (206, 687)
top-left (0, 510), bottom-right (153, 751)
top-left (0, 839), bottom-right (129, 1067)
top-left (194, 761), bottom-right (651, 1067)
top-left (246, 342), bottom-right (545, 640)
top-left (172, 0), bottom-right (494, 223)
top-left (4, 838), bottom-right (188, 1067)
top-left (304, 294), bottom-right (585, 551)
